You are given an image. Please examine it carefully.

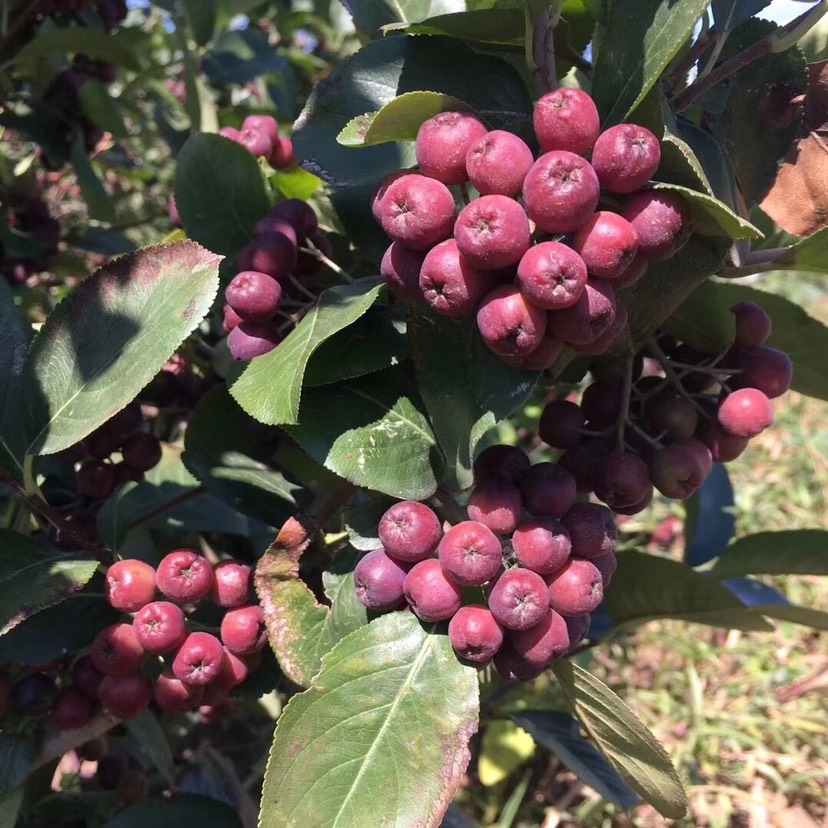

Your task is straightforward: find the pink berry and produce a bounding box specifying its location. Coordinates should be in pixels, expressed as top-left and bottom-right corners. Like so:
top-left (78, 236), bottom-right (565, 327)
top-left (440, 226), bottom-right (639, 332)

top-left (561, 502), bottom-right (617, 559)
top-left (419, 239), bottom-right (490, 317)
top-left (731, 301), bottom-right (772, 347)
top-left (132, 601), bottom-right (188, 654)
top-left (572, 211), bottom-right (639, 280)
top-left (223, 304), bottom-right (242, 333)
top-left (380, 242), bottom-right (426, 303)
top-left (717, 388), bottom-right (774, 438)
top-left (354, 549), bottom-right (409, 611)
top-left (153, 671), bottom-right (204, 713)
top-left (236, 232), bottom-right (297, 281)
top-left (227, 322), bottom-right (281, 360)
top-left (516, 242), bottom-right (587, 311)
top-left (253, 216), bottom-right (297, 246)
top-left (465, 130), bottom-right (534, 195)
top-left (220, 605), bottom-right (267, 655)
top-left (90, 624), bottom-right (145, 677)
top-left (172, 632), bottom-right (225, 686)
top-left (546, 558), bottom-right (603, 616)
top-left (378, 501), bottom-right (443, 563)
top-left (506, 330), bottom-right (565, 371)
top-left (437, 520), bottom-right (503, 585)
top-left (466, 483), bottom-right (523, 535)
top-left (510, 609), bottom-right (569, 669)
top-left (649, 439), bottom-right (712, 500)
top-left (622, 191), bottom-right (691, 262)
top-left (415, 111), bottom-right (488, 184)
top-left (533, 88), bottom-right (600, 156)
top-left (237, 126), bottom-right (273, 159)
top-left (591, 124), bottom-right (661, 193)
top-left (98, 674), bottom-right (152, 720)
top-left (242, 114), bottom-right (279, 143)
top-left (488, 568), bottom-right (549, 630)
top-left (548, 278), bottom-right (617, 345)
top-left (225, 271), bottom-right (282, 322)
top-left (512, 518), bottom-right (571, 574)
top-left (448, 605), bottom-right (504, 663)
top-left (105, 559), bottom-right (156, 613)
top-left (696, 418), bottom-right (750, 463)
top-left (210, 561), bottom-right (252, 608)
top-left (403, 559), bottom-right (463, 622)
top-left (156, 550), bottom-right (213, 604)
top-left (454, 195), bottom-right (530, 270)
top-left (476, 285), bottom-right (547, 357)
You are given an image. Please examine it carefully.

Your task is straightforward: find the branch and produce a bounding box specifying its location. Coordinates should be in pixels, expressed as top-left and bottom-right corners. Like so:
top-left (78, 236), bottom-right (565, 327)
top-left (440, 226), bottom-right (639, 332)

top-left (531, 8), bottom-right (558, 95)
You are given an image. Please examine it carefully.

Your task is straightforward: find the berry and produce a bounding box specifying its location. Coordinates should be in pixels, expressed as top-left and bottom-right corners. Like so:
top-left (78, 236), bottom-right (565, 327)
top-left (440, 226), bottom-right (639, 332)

top-left (591, 124), bottom-right (661, 193)
top-left (254, 216), bottom-right (298, 246)
top-left (98, 674), bottom-right (153, 719)
top-left (172, 632), bottom-right (226, 685)
top-left (242, 114), bottom-right (279, 143)
top-left (354, 549), bottom-right (409, 611)
top-left (271, 135), bottom-right (294, 169)
top-left (696, 418), bottom-right (750, 462)
top-left (581, 379), bottom-right (623, 427)
top-left (561, 502), bottom-right (617, 559)
top-left (378, 501), bottom-right (442, 563)
top-left (538, 400), bottom-right (585, 449)
top-left (647, 395), bottom-right (699, 442)
top-left (509, 330), bottom-right (565, 371)
top-left (572, 300), bottom-right (628, 356)
top-left (221, 605), bottom-right (267, 655)
top-left (454, 195), bottom-right (530, 269)
top-left (210, 560), bottom-right (252, 608)
top-left (132, 601), bottom-right (188, 654)
top-left (488, 568), bottom-right (549, 630)
top-left (649, 439), bottom-right (712, 499)
top-left (223, 304), bottom-right (243, 333)
top-left (156, 549), bottom-right (214, 604)
top-left (437, 520), bottom-right (503, 585)
top-left (613, 254), bottom-right (649, 290)
top-left (476, 285), bottom-right (547, 357)
top-left (105, 559), bottom-right (156, 612)
top-left (727, 346), bottom-right (792, 399)
top-left (474, 444), bottom-right (531, 487)
top-left (204, 650), bottom-right (250, 703)
top-left (121, 432), bottom-right (162, 472)
top-left (590, 552), bottom-right (618, 588)
top-left (269, 199), bottom-right (318, 240)
top-left (225, 271), bottom-right (282, 322)
top-left (72, 655), bottom-right (104, 699)
top-left (564, 614), bottom-right (591, 653)
top-left (512, 518), bottom-right (571, 574)
top-left (373, 173), bottom-right (456, 250)
top-left (10, 672), bottom-right (58, 716)
top-left (519, 462), bottom-right (576, 519)
top-left (447, 605), bottom-right (504, 663)
top-left (594, 451), bottom-right (651, 509)
top-left (466, 483), bottom-right (523, 535)
top-left (227, 322), bottom-right (281, 360)
top-left (546, 558), bottom-right (603, 616)
top-left (50, 688), bottom-right (94, 730)
top-left (465, 130), bottom-right (534, 196)
top-left (76, 460), bottom-right (115, 499)
top-left (548, 278), bottom-right (617, 345)
top-left (558, 445), bottom-right (603, 493)
top-left (510, 609), bottom-right (569, 669)
top-left (236, 232), bottom-right (297, 281)
top-left (219, 126), bottom-right (241, 141)
top-left (572, 211), bottom-right (639, 280)
top-left (380, 242), bottom-right (426, 303)
top-left (516, 242), bottom-right (587, 311)
top-left (522, 151), bottom-right (600, 233)
top-left (419, 239), bottom-right (490, 317)
top-left (533, 88), bottom-right (600, 156)
top-left (717, 388), bottom-right (774, 438)
top-left (237, 126), bottom-right (274, 159)
top-left (731, 301), bottom-right (772, 347)
top-left (90, 624), bottom-right (145, 677)
top-left (403, 559), bottom-right (463, 622)
top-left (493, 643), bottom-right (544, 681)
top-left (415, 111), bottom-right (487, 184)
top-left (622, 191), bottom-right (691, 262)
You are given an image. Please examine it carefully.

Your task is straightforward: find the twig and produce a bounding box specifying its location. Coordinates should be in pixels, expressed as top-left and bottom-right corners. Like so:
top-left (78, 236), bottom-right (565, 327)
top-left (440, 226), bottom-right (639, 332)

top-left (665, 16), bottom-right (713, 93)
top-left (297, 243), bottom-right (354, 284)
top-left (646, 337), bottom-right (711, 417)
top-left (531, 6), bottom-right (560, 95)
top-left (287, 273), bottom-right (319, 302)
top-left (616, 357), bottom-right (634, 451)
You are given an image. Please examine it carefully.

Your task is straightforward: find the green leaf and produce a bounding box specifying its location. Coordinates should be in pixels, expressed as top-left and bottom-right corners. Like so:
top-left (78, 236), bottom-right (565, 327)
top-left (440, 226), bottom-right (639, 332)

top-left (71, 135), bottom-right (113, 222)
top-left (753, 604), bottom-right (828, 631)
top-left (384, 8), bottom-right (526, 44)
top-left (0, 785), bottom-right (24, 828)
top-left (105, 795), bottom-right (244, 828)
top-left (230, 280), bottom-right (383, 426)
top-left (340, 0), bottom-right (467, 36)
top-left (711, 530), bottom-right (828, 578)
top-left (0, 280), bottom-right (30, 477)
top-left (6, 26), bottom-right (146, 71)
top-left (259, 612), bottom-right (479, 828)
top-left (269, 166), bottom-right (322, 202)
top-left (769, 227), bottom-right (828, 274)
top-left (603, 551), bottom-right (773, 631)
top-left (0, 735), bottom-right (34, 799)
top-left (182, 0), bottom-right (218, 45)
top-left (409, 311), bottom-right (537, 491)
top-left (477, 719), bottom-right (535, 787)
top-left (338, 92), bottom-right (475, 147)
top-left (23, 241), bottom-right (220, 455)
top-left (254, 519), bottom-right (368, 687)
top-left (652, 183), bottom-right (762, 240)
top-left (124, 711), bottom-right (175, 785)
top-left (592, 0), bottom-right (712, 126)
top-left (293, 35), bottom-right (532, 189)
top-left (175, 133), bottom-right (270, 256)
top-left (79, 80), bottom-right (129, 138)
top-left (0, 532), bottom-right (98, 636)
top-left (284, 373), bottom-right (440, 501)
top-left (552, 660), bottom-right (687, 819)
top-left (662, 280), bottom-right (736, 355)
top-left (688, 282), bottom-right (828, 401)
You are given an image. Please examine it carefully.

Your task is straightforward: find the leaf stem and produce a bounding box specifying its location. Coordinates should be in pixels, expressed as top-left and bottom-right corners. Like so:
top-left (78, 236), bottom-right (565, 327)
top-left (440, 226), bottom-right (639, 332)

top-left (616, 357), bottom-right (634, 452)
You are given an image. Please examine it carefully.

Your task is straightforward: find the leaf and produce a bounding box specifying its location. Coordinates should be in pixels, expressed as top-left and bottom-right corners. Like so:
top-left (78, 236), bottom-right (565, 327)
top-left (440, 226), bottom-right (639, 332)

top-left (0, 532), bottom-right (98, 636)
top-left (711, 529), bottom-right (828, 578)
top-left (684, 464), bottom-right (736, 566)
top-left (284, 372), bottom-right (440, 502)
top-left (230, 281), bottom-right (383, 426)
top-left (343, 493), bottom-right (398, 552)
top-left (338, 92), bottom-right (476, 147)
top-left (383, 9), bottom-right (526, 45)
top-left (71, 135), bottom-right (113, 222)
top-left (510, 711), bottom-right (640, 809)
top-left (663, 284), bottom-right (736, 355)
top-left (771, 226), bottom-right (828, 273)
top-left (203, 27), bottom-right (289, 87)
top-left (591, 0), bottom-right (712, 126)
top-left (259, 612), bottom-right (479, 828)
top-left (104, 794), bottom-right (244, 828)
top-left (0, 280), bottom-right (30, 477)
top-left (551, 660), bottom-right (687, 819)
top-left (79, 80), bottom-right (128, 138)
top-left (691, 282), bottom-right (828, 401)
top-left (293, 35), bottom-right (532, 189)
top-left (124, 711), bottom-right (175, 785)
top-left (175, 133), bottom-right (270, 256)
top-left (23, 241), bottom-right (220, 455)
top-left (721, 577), bottom-right (789, 607)
top-left (341, 0), bottom-right (467, 36)
top-left (711, 0), bottom-right (771, 41)
top-left (0, 735), bottom-right (34, 799)
top-left (7, 26), bottom-right (145, 71)
top-left (409, 311), bottom-right (537, 491)
top-left (753, 603), bottom-right (828, 631)
top-left (0, 785), bottom-right (24, 828)
top-left (254, 517), bottom-right (368, 687)
top-left (269, 166), bottom-right (322, 203)
top-left (477, 720), bottom-right (535, 787)
top-left (603, 551), bottom-right (773, 631)
top-left (652, 183), bottom-right (762, 240)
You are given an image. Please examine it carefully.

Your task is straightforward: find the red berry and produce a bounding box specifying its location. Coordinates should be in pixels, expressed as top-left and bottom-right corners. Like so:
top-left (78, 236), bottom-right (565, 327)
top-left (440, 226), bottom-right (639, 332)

top-left (415, 111), bottom-right (487, 184)
top-left (564, 614), bottom-right (591, 653)
top-left (437, 520), bottom-right (503, 586)
top-left (132, 601), bottom-right (188, 654)
top-left (546, 558), bottom-right (603, 616)
top-left (419, 239), bottom-right (490, 317)
top-left (454, 195), bottom-right (530, 270)
top-left (270, 135), bottom-right (294, 169)
top-left (622, 191), bottom-right (691, 262)
top-left (253, 216), bottom-right (297, 246)
top-left (236, 232), bottom-right (297, 281)
top-left (76, 460), bottom-right (116, 499)
top-left (591, 124), bottom-right (661, 193)
top-left (594, 451), bottom-right (651, 509)
top-left (465, 130), bottom-right (534, 196)
top-left (121, 432), bottom-right (162, 472)
top-left (649, 439), bottom-right (712, 499)
top-left (447, 605), bottom-right (504, 663)
top-left (225, 271), bottom-right (282, 322)
top-left (105, 559), bottom-right (156, 612)
top-left (493, 643), bottom-right (545, 681)
top-left (548, 278), bottom-right (617, 345)
top-left (98, 674), bottom-right (152, 719)
top-left (269, 199), bottom-right (318, 241)
top-left (512, 518), bottom-right (571, 574)
top-left (227, 322), bottom-right (281, 360)
top-left (488, 568), bottom-right (549, 630)
top-left (727, 346), bottom-right (792, 399)
top-left (510, 608), bottom-right (569, 669)
top-left (590, 553), bottom-right (618, 588)
top-left (156, 550), bottom-right (213, 604)
top-left (572, 211), bottom-right (639, 280)
top-left (153, 671), bottom-right (204, 713)
top-left (403, 559), bottom-right (463, 622)
top-left (380, 242), bottom-right (426, 303)
top-left (717, 388), bottom-right (774, 438)
top-left (516, 242), bottom-right (587, 311)
top-left (90, 624), bottom-right (145, 677)
top-left (533, 88), bottom-right (600, 156)
top-left (354, 549), bottom-right (408, 611)
top-left (210, 560), bottom-right (252, 608)
top-left (237, 126), bottom-right (273, 158)
top-left (466, 483), bottom-right (523, 535)
top-left (220, 605), bottom-right (267, 655)
top-left (378, 501), bottom-right (442, 563)
top-left (476, 285), bottom-right (547, 357)
top-left (561, 502), bottom-right (617, 559)
top-left (50, 688), bottom-right (94, 730)
top-left (507, 330), bottom-right (565, 371)
top-left (696, 418), bottom-right (750, 462)
top-left (223, 304), bottom-right (243, 333)
top-left (71, 655), bottom-right (104, 699)
top-left (648, 395), bottom-right (699, 442)
top-left (172, 632), bottom-right (225, 686)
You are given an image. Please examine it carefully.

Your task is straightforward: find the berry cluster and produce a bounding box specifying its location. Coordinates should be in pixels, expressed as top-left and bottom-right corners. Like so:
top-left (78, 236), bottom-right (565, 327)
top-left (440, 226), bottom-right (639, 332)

top-left (539, 301), bottom-right (792, 514)
top-left (1, 195), bottom-right (60, 283)
top-left (354, 444), bottom-right (617, 681)
top-left (222, 198), bottom-right (333, 360)
top-left (374, 90), bottom-right (691, 368)
top-left (82, 551), bottom-right (265, 719)
top-left (219, 114), bottom-right (295, 171)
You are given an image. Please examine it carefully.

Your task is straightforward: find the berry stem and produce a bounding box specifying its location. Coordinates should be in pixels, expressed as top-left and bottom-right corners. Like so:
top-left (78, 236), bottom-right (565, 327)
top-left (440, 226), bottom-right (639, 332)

top-left (646, 337), bottom-right (711, 417)
top-left (616, 357), bottom-right (634, 451)
top-left (659, 358), bottom-right (738, 376)
top-left (287, 274), bottom-right (319, 302)
top-left (297, 243), bottom-right (354, 284)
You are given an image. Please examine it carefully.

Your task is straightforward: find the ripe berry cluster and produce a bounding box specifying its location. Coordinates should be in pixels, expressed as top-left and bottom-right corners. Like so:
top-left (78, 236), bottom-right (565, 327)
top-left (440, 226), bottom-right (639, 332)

top-left (354, 444), bottom-right (618, 681)
top-left (1, 195), bottom-right (60, 283)
top-left (374, 90), bottom-right (691, 368)
top-left (540, 300), bottom-right (792, 514)
top-left (83, 551), bottom-right (265, 719)
top-left (219, 114), bottom-right (295, 171)
top-left (221, 198), bottom-right (333, 360)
